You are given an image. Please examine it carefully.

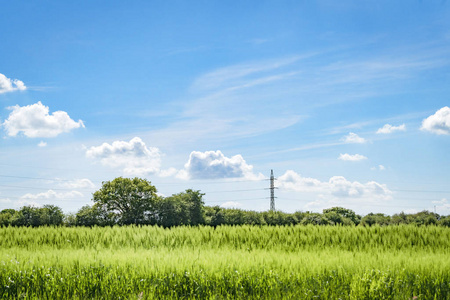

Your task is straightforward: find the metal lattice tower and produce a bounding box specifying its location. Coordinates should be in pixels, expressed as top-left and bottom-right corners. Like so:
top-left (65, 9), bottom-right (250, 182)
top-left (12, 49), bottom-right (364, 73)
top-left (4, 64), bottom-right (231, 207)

top-left (270, 169), bottom-right (276, 211)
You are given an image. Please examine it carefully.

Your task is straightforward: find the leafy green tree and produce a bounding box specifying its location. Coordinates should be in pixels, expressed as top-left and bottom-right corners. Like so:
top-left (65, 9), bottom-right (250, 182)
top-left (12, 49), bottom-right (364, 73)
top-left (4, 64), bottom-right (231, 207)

top-left (12, 206), bottom-right (42, 227)
top-left (222, 209), bottom-right (247, 225)
top-left (76, 204), bottom-right (117, 226)
top-left (300, 213), bottom-right (330, 225)
top-left (262, 211), bottom-right (294, 226)
top-left (204, 206), bottom-right (226, 227)
top-left (360, 213), bottom-right (391, 226)
top-left (323, 207), bottom-right (360, 225)
top-left (0, 209), bottom-right (16, 226)
top-left (157, 189), bottom-right (205, 227)
top-left (92, 177), bottom-right (159, 225)
top-left (177, 189), bottom-right (205, 225)
top-left (408, 211), bottom-right (439, 226)
top-left (157, 196), bottom-right (189, 227)
top-left (391, 212), bottom-right (408, 225)
top-left (293, 211), bottom-right (307, 224)
top-left (40, 205), bottom-right (64, 226)
top-left (438, 216), bottom-right (450, 227)
top-left (244, 210), bottom-right (266, 225)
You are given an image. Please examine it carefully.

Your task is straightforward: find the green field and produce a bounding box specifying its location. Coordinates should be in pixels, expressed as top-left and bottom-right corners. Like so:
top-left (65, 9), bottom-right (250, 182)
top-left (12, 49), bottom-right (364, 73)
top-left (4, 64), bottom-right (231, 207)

top-left (1, 225), bottom-right (449, 299)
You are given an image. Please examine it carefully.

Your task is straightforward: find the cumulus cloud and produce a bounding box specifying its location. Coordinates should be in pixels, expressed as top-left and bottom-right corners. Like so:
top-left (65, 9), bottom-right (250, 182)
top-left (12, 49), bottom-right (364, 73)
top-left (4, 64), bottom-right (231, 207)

top-left (421, 107), bottom-right (450, 135)
top-left (376, 124), bottom-right (406, 134)
top-left (38, 141), bottom-right (47, 147)
top-left (0, 73), bottom-right (26, 94)
top-left (278, 170), bottom-right (391, 200)
top-left (338, 153), bottom-right (367, 161)
top-left (179, 150), bottom-right (264, 180)
top-left (2, 101), bottom-right (84, 138)
top-left (86, 137), bottom-right (162, 176)
top-left (342, 132), bottom-right (366, 144)
top-left (220, 201), bottom-right (243, 209)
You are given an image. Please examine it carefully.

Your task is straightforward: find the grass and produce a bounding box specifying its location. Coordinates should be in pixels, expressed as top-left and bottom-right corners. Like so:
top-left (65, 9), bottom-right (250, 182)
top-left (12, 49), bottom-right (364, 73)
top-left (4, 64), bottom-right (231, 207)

top-left (1, 225), bottom-right (449, 299)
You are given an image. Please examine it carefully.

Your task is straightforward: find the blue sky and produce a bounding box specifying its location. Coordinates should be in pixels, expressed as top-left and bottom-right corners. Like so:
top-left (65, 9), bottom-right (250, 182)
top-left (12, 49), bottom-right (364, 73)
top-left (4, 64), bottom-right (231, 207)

top-left (1, 0), bottom-right (449, 215)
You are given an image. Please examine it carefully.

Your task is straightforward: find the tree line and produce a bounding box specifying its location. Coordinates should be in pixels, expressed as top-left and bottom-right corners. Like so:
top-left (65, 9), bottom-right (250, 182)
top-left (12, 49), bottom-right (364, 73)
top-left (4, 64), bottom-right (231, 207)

top-left (1, 177), bottom-right (449, 227)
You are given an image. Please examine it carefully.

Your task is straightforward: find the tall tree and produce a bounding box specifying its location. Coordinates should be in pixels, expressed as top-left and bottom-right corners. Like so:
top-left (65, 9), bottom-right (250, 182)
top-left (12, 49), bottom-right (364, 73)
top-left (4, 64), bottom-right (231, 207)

top-left (92, 177), bottom-right (159, 225)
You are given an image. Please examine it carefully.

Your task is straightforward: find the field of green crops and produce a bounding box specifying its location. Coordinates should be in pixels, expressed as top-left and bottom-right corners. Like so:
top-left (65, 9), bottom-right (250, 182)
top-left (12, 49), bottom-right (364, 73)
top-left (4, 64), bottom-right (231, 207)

top-left (1, 225), bottom-right (449, 299)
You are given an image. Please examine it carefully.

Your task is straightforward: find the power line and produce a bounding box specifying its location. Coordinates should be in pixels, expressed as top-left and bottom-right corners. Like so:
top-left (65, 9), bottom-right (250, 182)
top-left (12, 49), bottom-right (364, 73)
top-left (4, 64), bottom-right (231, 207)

top-left (203, 188), bottom-right (266, 194)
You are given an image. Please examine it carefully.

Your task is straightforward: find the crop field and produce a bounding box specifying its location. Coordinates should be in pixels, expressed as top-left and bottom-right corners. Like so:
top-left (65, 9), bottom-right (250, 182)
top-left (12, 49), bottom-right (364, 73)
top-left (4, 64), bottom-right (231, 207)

top-left (1, 225), bottom-right (449, 299)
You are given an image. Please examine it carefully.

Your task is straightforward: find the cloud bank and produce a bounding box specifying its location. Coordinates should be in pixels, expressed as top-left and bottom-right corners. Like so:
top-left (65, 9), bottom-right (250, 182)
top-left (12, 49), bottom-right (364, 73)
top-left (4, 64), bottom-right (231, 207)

top-left (0, 73), bottom-right (26, 94)
top-left (20, 190), bottom-right (84, 201)
top-left (2, 102), bottom-right (84, 138)
top-left (86, 137), bottom-right (161, 176)
top-left (421, 107), bottom-right (450, 135)
top-left (278, 170), bottom-right (391, 200)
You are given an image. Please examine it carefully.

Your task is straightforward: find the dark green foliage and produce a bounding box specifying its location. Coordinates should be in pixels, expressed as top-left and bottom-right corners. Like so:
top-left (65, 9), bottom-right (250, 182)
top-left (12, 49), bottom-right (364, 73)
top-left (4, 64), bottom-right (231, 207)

top-left (323, 207), bottom-right (360, 225)
top-left (204, 206), bottom-right (226, 227)
top-left (0, 209), bottom-right (16, 226)
top-left (75, 204), bottom-right (116, 226)
top-left (93, 177), bottom-right (159, 225)
top-left (40, 204), bottom-right (64, 226)
top-left (360, 213), bottom-right (391, 226)
top-left (438, 216), bottom-right (450, 227)
top-left (300, 213), bottom-right (330, 225)
top-left (12, 206), bottom-right (43, 227)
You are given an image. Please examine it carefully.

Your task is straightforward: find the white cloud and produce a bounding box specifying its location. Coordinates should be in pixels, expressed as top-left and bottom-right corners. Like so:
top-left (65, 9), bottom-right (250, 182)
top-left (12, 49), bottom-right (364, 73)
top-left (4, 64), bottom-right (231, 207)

top-left (342, 132), bottom-right (366, 144)
top-left (38, 141), bottom-right (47, 147)
top-left (220, 201), bottom-right (243, 209)
top-left (86, 137), bottom-right (161, 176)
top-left (0, 198), bottom-right (12, 204)
top-left (432, 198), bottom-right (450, 212)
top-left (159, 168), bottom-right (178, 178)
top-left (180, 150), bottom-right (264, 180)
top-left (0, 73), bottom-right (26, 94)
top-left (277, 170), bottom-right (324, 193)
top-left (278, 170), bottom-right (391, 200)
top-left (20, 190), bottom-right (84, 200)
top-left (421, 107), bottom-right (450, 135)
top-left (15, 200), bottom-right (41, 208)
top-left (59, 178), bottom-right (95, 189)
top-left (2, 101), bottom-right (84, 138)
top-left (338, 153), bottom-right (367, 161)
top-left (376, 124), bottom-right (406, 134)
top-left (191, 56), bottom-right (302, 92)
top-left (371, 165), bottom-right (386, 171)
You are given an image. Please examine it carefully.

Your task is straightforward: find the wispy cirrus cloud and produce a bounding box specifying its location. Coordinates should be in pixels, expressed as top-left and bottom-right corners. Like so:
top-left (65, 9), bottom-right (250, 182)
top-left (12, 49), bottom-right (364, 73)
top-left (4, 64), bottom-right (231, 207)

top-left (191, 55), bottom-right (304, 92)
